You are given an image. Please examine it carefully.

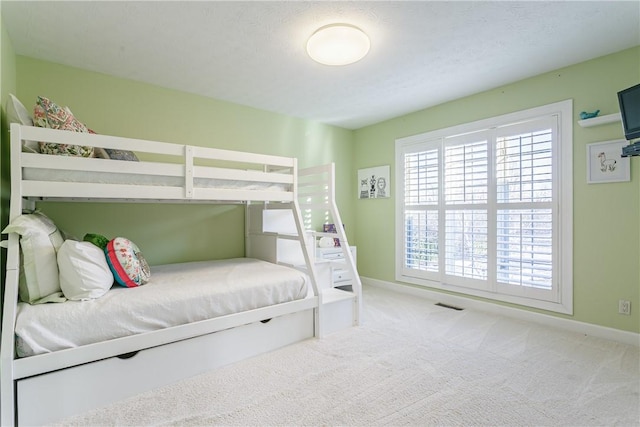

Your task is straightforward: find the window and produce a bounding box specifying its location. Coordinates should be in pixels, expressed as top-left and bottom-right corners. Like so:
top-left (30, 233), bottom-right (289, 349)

top-left (395, 101), bottom-right (572, 314)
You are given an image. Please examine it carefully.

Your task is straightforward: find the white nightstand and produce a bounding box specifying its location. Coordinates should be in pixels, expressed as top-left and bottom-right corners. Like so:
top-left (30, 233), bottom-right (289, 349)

top-left (315, 246), bottom-right (357, 289)
top-left (314, 245), bottom-right (358, 335)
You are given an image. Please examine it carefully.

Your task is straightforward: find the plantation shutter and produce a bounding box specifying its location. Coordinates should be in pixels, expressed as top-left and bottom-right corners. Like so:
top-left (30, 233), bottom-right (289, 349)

top-left (401, 140), bottom-right (440, 278)
top-left (443, 132), bottom-right (490, 287)
top-left (494, 118), bottom-right (557, 300)
top-left (396, 103), bottom-right (569, 312)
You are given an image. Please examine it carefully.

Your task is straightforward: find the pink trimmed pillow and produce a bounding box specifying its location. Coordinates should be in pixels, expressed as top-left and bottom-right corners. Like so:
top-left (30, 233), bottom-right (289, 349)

top-left (104, 238), bottom-right (150, 288)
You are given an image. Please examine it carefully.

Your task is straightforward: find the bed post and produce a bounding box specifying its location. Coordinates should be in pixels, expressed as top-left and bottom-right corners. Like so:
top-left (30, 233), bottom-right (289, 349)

top-left (291, 198), bottom-right (323, 338)
top-left (1, 124), bottom-right (25, 426)
top-left (325, 163), bottom-right (362, 326)
top-left (0, 262), bottom-right (19, 426)
top-left (291, 159), bottom-right (323, 338)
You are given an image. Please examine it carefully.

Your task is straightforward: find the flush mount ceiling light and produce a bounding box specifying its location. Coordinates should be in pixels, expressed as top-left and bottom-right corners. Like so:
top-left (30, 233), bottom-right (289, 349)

top-left (306, 24), bottom-right (370, 66)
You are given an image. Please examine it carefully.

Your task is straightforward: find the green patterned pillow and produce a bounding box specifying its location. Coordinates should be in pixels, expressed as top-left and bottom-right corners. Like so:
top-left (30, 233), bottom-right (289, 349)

top-left (83, 233), bottom-right (110, 250)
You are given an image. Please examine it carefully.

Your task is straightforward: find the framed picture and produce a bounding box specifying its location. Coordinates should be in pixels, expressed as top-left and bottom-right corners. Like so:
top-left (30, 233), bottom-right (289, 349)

top-left (358, 165), bottom-right (390, 199)
top-left (586, 139), bottom-right (630, 184)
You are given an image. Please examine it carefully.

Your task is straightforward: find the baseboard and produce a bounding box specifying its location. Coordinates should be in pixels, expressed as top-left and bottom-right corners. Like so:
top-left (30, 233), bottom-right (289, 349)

top-left (362, 277), bottom-right (640, 347)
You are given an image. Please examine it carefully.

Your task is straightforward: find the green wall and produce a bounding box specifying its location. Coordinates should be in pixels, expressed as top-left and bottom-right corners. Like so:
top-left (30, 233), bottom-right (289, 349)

top-left (354, 47), bottom-right (640, 333)
top-left (1, 12), bottom-right (17, 229)
top-left (0, 9), bottom-right (17, 313)
top-left (11, 56), bottom-right (355, 266)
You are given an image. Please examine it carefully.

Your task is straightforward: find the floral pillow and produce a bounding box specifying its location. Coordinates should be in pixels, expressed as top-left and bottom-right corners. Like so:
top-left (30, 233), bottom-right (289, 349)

top-left (105, 237), bottom-right (151, 288)
top-left (33, 96), bottom-right (95, 157)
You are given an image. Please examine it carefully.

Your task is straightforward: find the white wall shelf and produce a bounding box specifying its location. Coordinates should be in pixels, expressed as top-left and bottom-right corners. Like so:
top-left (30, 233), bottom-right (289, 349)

top-left (578, 112), bottom-right (621, 128)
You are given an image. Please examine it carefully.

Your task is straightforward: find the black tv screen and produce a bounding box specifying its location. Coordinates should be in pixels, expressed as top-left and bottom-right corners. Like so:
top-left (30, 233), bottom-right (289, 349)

top-left (618, 83), bottom-right (640, 141)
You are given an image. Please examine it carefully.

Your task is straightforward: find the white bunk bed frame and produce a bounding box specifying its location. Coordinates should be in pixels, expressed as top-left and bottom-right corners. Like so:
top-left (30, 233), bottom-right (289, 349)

top-left (0, 124), bottom-right (323, 426)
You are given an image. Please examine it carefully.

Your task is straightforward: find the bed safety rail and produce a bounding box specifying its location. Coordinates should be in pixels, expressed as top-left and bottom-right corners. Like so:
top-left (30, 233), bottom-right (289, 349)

top-left (11, 124), bottom-right (296, 203)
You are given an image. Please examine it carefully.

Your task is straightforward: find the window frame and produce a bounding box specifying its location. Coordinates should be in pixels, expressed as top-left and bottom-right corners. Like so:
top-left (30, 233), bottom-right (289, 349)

top-left (395, 100), bottom-right (573, 314)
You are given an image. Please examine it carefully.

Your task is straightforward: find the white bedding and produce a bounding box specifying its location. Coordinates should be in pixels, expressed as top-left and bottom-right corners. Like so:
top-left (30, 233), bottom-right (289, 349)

top-left (15, 258), bottom-right (309, 357)
top-left (23, 168), bottom-right (289, 191)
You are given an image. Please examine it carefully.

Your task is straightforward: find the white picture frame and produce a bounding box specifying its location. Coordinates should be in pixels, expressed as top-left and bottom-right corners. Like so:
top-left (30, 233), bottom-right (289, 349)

top-left (586, 139), bottom-right (630, 184)
top-left (358, 165), bottom-right (390, 199)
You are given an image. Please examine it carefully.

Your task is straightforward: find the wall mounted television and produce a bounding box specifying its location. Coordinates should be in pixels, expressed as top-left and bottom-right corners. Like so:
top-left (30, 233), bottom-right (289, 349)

top-left (617, 83), bottom-right (640, 141)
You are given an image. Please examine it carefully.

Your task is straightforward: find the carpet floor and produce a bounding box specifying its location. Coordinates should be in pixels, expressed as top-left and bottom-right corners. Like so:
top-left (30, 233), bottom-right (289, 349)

top-left (56, 284), bottom-right (640, 426)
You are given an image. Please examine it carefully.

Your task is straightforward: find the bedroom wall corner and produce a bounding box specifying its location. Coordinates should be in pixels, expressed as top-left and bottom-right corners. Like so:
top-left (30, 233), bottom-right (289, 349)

top-left (0, 10), bottom-right (18, 319)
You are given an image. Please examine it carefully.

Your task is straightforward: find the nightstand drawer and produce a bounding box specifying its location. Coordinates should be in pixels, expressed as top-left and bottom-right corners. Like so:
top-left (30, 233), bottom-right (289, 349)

top-left (333, 270), bottom-right (351, 283)
top-left (316, 248), bottom-right (345, 260)
top-left (315, 246), bottom-right (356, 288)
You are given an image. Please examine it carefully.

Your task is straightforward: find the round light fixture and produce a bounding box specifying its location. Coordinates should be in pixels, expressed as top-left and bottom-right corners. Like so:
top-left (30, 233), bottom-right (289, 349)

top-left (306, 24), bottom-right (370, 66)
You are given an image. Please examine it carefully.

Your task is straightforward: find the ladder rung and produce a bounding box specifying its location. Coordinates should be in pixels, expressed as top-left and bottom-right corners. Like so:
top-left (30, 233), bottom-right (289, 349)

top-left (299, 203), bottom-right (329, 210)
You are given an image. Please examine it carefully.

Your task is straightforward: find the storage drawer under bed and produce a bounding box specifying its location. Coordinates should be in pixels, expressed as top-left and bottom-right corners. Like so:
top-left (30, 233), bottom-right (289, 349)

top-left (17, 308), bottom-right (314, 426)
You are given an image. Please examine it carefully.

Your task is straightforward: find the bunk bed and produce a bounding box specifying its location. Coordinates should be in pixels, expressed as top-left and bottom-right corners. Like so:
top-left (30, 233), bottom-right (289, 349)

top-left (0, 123), bottom-right (324, 426)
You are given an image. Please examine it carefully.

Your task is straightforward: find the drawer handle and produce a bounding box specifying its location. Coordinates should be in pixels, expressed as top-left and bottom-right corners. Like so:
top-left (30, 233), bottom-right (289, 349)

top-left (117, 351), bottom-right (139, 360)
top-left (260, 318), bottom-right (272, 324)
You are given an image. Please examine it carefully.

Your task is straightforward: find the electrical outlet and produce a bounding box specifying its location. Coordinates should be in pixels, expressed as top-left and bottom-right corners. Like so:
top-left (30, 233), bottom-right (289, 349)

top-left (618, 300), bottom-right (631, 315)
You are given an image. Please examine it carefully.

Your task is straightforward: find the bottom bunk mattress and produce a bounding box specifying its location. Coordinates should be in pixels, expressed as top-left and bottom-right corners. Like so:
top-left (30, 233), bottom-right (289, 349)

top-left (15, 257), bottom-right (310, 357)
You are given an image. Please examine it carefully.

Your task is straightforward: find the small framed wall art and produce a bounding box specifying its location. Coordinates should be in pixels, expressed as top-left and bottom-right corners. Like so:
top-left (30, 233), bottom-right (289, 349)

top-left (586, 139), bottom-right (630, 184)
top-left (358, 165), bottom-right (390, 199)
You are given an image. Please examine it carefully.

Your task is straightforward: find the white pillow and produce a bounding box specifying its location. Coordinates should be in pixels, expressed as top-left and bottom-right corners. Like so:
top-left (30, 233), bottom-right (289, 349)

top-left (6, 93), bottom-right (38, 153)
top-left (2, 212), bottom-right (66, 304)
top-left (58, 240), bottom-right (114, 301)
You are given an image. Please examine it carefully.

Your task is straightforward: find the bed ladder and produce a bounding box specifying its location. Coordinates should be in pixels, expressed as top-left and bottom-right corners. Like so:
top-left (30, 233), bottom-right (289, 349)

top-left (298, 163), bottom-right (362, 329)
top-left (245, 163), bottom-right (361, 335)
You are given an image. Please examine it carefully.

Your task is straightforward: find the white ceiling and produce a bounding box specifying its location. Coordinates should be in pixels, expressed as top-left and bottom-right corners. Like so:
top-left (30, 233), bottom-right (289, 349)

top-left (3, 1), bottom-right (639, 129)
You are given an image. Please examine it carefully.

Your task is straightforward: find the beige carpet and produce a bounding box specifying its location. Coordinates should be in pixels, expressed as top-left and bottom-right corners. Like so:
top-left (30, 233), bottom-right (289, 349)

top-left (56, 285), bottom-right (640, 426)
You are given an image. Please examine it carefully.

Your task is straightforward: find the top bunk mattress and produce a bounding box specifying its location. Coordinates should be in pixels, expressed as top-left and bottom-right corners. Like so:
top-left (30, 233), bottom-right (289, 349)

top-left (15, 258), bottom-right (310, 358)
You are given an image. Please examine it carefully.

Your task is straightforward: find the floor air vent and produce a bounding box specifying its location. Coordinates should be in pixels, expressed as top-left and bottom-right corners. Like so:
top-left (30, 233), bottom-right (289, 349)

top-left (435, 302), bottom-right (464, 311)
